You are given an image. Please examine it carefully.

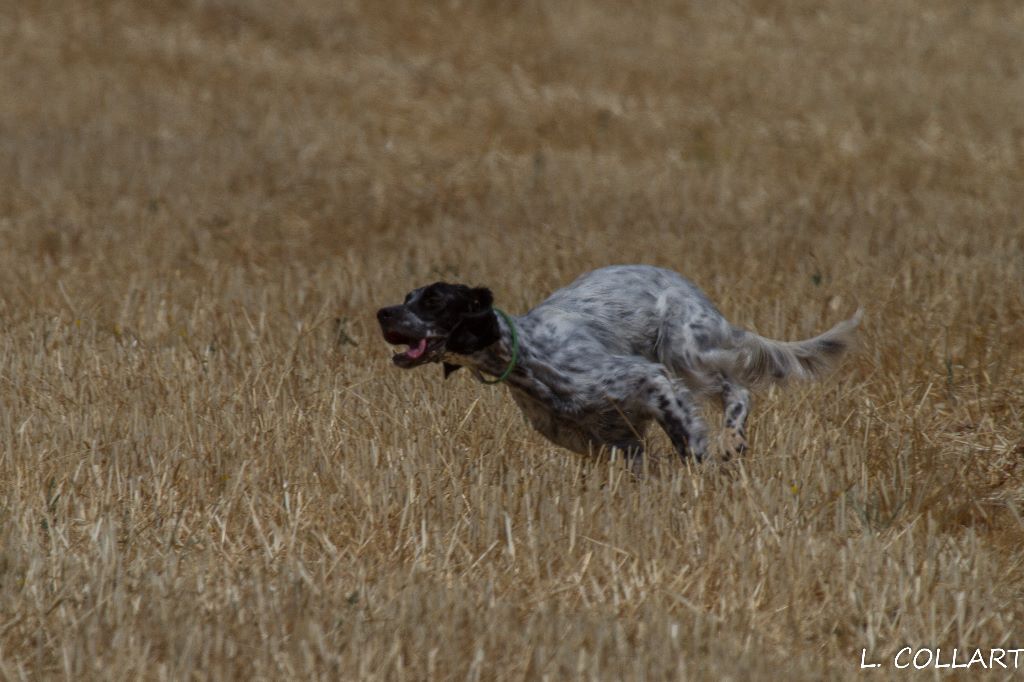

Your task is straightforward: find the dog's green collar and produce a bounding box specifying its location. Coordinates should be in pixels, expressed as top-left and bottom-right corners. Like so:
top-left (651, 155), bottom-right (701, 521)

top-left (478, 308), bottom-right (518, 385)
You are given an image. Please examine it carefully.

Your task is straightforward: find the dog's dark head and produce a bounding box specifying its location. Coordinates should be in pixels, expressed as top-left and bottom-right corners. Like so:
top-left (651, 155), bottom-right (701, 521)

top-left (377, 282), bottom-right (499, 374)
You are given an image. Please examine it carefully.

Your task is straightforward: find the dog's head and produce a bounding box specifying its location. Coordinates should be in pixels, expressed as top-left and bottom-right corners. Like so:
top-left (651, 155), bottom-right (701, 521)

top-left (377, 282), bottom-right (500, 373)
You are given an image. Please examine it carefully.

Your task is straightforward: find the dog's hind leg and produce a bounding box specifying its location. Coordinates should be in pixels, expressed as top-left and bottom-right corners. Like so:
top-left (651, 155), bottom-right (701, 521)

top-left (719, 378), bottom-right (750, 458)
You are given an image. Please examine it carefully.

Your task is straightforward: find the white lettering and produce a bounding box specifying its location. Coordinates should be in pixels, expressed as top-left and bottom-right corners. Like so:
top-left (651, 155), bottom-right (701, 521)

top-left (989, 649), bottom-right (1006, 669)
top-left (967, 649), bottom-right (986, 669)
top-left (860, 649), bottom-right (880, 668)
top-left (913, 649), bottom-right (933, 669)
top-left (894, 647), bottom-right (912, 669)
top-left (935, 648), bottom-right (951, 668)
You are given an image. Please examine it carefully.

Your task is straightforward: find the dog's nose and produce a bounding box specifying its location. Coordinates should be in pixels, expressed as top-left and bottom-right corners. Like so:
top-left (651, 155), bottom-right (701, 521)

top-left (377, 306), bottom-right (398, 323)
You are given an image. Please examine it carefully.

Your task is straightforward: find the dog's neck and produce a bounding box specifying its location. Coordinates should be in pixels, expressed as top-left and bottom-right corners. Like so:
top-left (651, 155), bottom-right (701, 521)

top-left (454, 311), bottom-right (520, 380)
top-left (450, 313), bottom-right (578, 409)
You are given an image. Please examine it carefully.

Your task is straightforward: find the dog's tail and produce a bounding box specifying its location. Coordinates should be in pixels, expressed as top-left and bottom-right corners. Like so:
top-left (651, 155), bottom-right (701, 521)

top-left (707, 309), bottom-right (862, 386)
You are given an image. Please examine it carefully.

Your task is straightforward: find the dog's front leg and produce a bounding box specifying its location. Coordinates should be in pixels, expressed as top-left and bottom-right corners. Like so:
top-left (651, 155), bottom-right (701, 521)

top-left (597, 361), bottom-right (709, 462)
top-left (650, 379), bottom-right (708, 462)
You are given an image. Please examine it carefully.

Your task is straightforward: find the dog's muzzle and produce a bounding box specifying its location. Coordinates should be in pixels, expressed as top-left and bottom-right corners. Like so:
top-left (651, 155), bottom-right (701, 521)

top-left (377, 306), bottom-right (445, 368)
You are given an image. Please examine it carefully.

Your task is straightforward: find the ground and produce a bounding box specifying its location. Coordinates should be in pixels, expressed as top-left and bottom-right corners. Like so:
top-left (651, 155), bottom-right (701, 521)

top-left (1, 0), bottom-right (1023, 679)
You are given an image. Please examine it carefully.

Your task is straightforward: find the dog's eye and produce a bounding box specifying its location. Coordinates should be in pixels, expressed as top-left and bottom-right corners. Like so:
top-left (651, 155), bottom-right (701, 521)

top-left (422, 293), bottom-right (442, 310)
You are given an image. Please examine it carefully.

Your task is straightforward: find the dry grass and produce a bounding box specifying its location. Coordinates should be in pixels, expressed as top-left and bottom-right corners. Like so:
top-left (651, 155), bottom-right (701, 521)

top-left (2, 0), bottom-right (1023, 679)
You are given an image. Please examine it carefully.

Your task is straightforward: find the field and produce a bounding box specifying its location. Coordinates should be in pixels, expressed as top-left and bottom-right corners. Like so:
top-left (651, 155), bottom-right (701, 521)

top-left (2, 0), bottom-right (1023, 678)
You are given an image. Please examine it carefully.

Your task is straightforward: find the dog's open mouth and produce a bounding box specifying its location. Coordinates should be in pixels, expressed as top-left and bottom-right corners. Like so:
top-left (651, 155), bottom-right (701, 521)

top-left (384, 331), bottom-right (444, 368)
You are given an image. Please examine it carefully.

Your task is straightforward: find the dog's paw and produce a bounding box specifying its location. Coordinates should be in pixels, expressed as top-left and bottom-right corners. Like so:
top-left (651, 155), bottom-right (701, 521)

top-left (721, 427), bottom-right (748, 460)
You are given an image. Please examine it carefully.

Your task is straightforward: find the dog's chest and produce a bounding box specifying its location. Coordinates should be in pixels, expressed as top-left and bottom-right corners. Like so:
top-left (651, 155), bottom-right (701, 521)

top-left (507, 390), bottom-right (595, 454)
top-left (507, 387), bottom-right (642, 456)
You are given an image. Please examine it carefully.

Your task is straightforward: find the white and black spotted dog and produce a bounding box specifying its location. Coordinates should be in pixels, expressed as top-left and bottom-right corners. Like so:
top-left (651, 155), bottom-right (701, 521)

top-left (377, 265), bottom-right (860, 464)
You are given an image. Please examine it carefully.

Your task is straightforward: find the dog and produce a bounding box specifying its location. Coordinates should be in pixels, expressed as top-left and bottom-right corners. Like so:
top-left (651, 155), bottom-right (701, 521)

top-left (377, 264), bottom-right (860, 464)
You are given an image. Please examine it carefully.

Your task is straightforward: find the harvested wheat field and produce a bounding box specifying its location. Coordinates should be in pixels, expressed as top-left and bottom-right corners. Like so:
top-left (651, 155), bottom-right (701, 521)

top-left (1, 0), bottom-right (1023, 679)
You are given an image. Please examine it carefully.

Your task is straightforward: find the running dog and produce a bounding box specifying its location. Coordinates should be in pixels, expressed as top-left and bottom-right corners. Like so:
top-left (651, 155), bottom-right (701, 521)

top-left (377, 265), bottom-right (859, 463)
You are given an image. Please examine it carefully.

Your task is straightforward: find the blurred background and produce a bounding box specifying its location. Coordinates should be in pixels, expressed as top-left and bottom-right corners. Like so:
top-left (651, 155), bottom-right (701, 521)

top-left (4, 1), bottom-right (1021, 312)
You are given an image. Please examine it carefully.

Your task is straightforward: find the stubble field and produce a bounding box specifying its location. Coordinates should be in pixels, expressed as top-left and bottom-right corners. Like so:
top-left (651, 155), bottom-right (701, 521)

top-left (1, 0), bottom-right (1023, 679)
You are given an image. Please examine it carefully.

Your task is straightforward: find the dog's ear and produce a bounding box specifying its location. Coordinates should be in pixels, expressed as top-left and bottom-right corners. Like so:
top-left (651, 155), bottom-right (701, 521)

top-left (443, 362), bottom-right (462, 379)
top-left (447, 309), bottom-right (500, 354)
top-left (468, 287), bottom-right (493, 313)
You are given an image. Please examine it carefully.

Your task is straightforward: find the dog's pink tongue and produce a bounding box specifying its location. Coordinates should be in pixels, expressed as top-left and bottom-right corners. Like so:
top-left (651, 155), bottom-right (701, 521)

top-left (406, 338), bottom-right (428, 359)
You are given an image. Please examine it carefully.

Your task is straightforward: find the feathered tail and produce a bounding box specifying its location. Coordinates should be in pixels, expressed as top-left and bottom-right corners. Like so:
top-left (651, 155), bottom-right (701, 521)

top-left (709, 309), bottom-right (862, 386)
